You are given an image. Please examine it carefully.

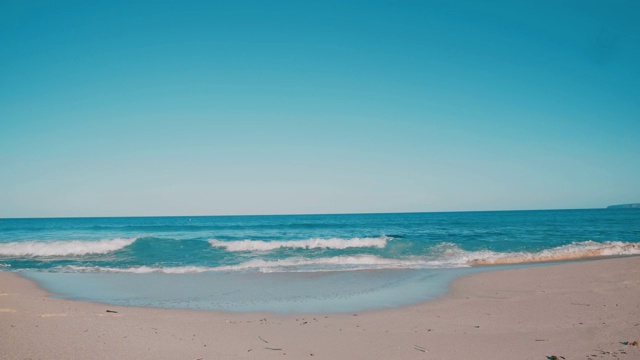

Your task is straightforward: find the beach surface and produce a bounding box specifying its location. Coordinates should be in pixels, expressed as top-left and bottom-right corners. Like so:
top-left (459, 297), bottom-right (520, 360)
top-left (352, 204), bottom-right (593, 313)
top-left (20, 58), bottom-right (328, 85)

top-left (1, 257), bottom-right (639, 360)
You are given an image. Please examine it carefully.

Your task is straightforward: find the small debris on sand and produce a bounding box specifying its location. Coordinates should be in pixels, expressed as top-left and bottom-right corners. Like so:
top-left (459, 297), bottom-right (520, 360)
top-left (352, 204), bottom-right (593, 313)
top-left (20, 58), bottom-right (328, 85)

top-left (414, 345), bottom-right (427, 353)
top-left (38, 313), bottom-right (67, 318)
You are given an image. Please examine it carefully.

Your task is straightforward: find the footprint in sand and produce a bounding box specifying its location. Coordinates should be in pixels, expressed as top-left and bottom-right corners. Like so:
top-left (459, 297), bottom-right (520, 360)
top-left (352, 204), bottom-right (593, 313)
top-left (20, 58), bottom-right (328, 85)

top-left (38, 313), bottom-right (68, 318)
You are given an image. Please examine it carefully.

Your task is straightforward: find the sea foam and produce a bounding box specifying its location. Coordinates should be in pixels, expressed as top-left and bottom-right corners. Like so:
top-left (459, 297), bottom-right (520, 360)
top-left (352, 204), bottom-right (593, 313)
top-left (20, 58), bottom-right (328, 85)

top-left (60, 265), bottom-right (212, 274)
top-left (56, 254), bottom-right (445, 274)
top-left (45, 240), bottom-right (640, 274)
top-left (208, 236), bottom-right (390, 251)
top-left (0, 238), bottom-right (136, 257)
top-left (213, 255), bottom-right (437, 272)
top-left (457, 241), bottom-right (640, 265)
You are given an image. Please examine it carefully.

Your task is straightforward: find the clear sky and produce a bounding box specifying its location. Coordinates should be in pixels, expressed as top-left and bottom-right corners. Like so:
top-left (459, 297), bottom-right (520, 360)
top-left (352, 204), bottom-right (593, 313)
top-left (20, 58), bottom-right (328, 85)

top-left (1, 0), bottom-right (639, 218)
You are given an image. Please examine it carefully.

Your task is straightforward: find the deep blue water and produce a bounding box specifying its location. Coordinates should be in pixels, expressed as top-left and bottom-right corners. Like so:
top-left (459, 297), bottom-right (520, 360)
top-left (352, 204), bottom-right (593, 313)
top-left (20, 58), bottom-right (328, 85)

top-left (1, 209), bottom-right (639, 312)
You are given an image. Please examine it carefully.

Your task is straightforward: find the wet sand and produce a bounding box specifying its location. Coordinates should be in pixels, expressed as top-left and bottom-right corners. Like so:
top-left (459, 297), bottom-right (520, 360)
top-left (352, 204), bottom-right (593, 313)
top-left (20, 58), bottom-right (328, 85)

top-left (1, 256), bottom-right (639, 359)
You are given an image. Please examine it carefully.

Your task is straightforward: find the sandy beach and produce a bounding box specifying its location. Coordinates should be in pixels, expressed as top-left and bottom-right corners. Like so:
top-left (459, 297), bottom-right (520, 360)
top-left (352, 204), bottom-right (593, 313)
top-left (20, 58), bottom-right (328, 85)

top-left (1, 257), bottom-right (639, 360)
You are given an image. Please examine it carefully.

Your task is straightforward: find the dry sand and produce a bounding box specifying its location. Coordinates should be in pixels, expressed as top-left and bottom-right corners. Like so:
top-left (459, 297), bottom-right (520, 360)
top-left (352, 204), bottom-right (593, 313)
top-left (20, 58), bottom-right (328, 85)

top-left (1, 257), bottom-right (639, 359)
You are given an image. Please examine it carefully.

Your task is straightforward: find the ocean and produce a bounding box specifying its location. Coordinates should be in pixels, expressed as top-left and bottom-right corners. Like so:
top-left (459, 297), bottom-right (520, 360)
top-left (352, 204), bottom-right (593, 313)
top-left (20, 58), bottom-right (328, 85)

top-left (1, 209), bottom-right (639, 313)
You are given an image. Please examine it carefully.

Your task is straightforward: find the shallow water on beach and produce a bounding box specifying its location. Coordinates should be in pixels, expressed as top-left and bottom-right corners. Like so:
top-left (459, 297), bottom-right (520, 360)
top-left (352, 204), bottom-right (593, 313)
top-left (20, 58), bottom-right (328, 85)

top-left (24, 267), bottom-right (485, 313)
top-left (2, 209), bottom-right (639, 312)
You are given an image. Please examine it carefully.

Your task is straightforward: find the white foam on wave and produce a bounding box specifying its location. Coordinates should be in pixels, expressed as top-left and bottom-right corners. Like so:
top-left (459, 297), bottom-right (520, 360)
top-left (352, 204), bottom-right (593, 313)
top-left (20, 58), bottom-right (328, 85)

top-left (61, 265), bottom-right (212, 274)
top-left (0, 238), bottom-right (137, 257)
top-left (436, 241), bottom-right (640, 265)
top-left (38, 240), bottom-right (640, 274)
top-left (208, 236), bottom-right (390, 252)
top-left (56, 254), bottom-right (451, 274)
top-left (214, 255), bottom-right (444, 272)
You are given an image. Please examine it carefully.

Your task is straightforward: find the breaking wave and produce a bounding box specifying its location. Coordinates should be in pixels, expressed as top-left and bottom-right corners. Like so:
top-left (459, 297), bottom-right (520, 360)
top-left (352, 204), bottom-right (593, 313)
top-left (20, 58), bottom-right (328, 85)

top-left (0, 238), bottom-right (136, 257)
top-left (8, 240), bottom-right (639, 273)
top-left (60, 265), bottom-right (213, 274)
top-left (208, 236), bottom-right (391, 252)
top-left (213, 255), bottom-right (444, 272)
top-left (450, 241), bottom-right (640, 265)
top-left (57, 254), bottom-right (450, 274)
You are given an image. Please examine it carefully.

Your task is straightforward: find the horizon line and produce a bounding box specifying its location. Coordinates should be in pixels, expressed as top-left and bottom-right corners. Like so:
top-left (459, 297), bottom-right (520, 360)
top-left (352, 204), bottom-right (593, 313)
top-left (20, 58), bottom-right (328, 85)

top-left (0, 206), bottom-right (614, 220)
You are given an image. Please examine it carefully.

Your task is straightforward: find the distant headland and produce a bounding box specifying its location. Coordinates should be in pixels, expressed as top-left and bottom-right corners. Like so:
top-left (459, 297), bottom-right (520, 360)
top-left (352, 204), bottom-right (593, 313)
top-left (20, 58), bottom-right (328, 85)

top-left (607, 203), bottom-right (640, 209)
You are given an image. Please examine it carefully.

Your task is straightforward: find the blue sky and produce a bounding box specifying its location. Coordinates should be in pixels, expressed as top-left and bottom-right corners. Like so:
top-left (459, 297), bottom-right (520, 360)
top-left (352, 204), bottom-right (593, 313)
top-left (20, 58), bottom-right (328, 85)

top-left (1, 0), bottom-right (639, 217)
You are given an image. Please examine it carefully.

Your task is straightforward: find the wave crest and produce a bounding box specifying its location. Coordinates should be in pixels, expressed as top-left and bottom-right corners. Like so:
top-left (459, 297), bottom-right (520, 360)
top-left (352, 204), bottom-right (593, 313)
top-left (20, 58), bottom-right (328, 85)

top-left (0, 238), bottom-right (136, 257)
top-left (462, 241), bottom-right (640, 265)
top-left (55, 255), bottom-right (447, 274)
top-left (208, 236), bottom-right (390, 252)
top-left (13, 240), bottom-right (639, 273)
top-left (60, 265), bottom-right (211, 274)
top-left (214, 255), bottom-right (440, 272)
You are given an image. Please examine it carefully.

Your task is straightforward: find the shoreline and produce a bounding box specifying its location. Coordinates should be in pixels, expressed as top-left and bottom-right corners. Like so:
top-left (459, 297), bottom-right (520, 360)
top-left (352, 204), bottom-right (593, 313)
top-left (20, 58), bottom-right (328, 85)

top-left (2, 257), bottom-right (640, 359)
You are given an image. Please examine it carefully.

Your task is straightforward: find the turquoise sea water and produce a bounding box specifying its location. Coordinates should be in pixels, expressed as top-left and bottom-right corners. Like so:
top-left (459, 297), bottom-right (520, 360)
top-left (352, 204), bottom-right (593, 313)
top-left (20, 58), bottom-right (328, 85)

top-left (1, 209), bottom-right (639, 313)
